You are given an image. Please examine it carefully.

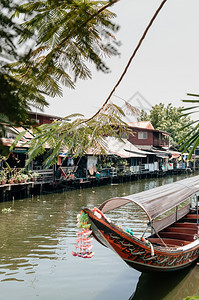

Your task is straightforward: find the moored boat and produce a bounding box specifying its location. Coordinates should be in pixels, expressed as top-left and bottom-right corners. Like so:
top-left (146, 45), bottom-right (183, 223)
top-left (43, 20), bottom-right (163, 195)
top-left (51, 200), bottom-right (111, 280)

top-left (83, 176), bottom-right (199, 272)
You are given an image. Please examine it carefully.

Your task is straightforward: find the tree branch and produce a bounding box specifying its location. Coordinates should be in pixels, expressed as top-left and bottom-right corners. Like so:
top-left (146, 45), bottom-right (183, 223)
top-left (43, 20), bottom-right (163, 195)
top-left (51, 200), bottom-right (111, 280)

top-left (86, 0), bottom-right (168, 122)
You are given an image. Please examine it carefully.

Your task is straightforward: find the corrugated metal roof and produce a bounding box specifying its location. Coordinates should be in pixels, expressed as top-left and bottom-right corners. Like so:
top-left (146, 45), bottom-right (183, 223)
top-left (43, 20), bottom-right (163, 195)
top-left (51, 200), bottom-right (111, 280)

top-left (127, 121), bottom-right (154, 129)
top-left (105, 137), bottom-right (146, 158)
top-left (86, 137), bottom-right (147, 158)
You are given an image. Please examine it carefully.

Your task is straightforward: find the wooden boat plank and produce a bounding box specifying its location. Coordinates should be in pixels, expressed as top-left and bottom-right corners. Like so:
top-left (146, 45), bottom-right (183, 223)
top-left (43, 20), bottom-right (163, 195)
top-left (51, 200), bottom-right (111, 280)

top-left (163, 227), bottom-right (197, 234)
top-left (174, 222), bottom-right (197, 229)
top-left (181, 218), bottom-right (197, 223)
top-left (185, 214), bottom-right (198, 219)
top-left (159, 232), bottom-right (195, 241)
top-left (148, 237), bottom-right (189, 247)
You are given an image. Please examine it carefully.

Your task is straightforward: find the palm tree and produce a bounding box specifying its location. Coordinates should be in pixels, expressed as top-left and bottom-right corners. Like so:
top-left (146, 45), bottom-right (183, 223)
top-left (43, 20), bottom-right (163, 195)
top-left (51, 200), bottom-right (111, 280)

top-left (179, 94), bottom-right (199, 159)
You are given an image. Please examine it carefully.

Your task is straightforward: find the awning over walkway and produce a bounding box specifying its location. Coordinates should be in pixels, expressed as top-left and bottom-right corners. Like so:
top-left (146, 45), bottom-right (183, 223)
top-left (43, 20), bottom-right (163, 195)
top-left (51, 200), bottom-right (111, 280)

top-left (136, 146), bottom-right (182, 159)
top-left (105, 137), bottom-right (146, 158)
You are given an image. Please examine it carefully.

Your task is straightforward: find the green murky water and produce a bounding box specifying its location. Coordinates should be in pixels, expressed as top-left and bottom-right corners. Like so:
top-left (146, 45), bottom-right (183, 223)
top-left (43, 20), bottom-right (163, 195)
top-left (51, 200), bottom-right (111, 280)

top-left (0, 173), bottom-right (199, 300)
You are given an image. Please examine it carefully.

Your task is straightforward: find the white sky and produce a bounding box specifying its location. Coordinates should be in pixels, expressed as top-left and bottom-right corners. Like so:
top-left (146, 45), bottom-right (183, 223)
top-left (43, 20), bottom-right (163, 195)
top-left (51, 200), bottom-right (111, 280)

top-left (43, 0), bottom-right (199, 120)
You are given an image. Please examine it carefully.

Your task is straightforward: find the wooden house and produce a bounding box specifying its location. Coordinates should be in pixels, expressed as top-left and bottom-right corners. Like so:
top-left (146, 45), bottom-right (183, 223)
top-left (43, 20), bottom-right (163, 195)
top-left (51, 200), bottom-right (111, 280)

top-left (127, 121), bottom-right (170, 150)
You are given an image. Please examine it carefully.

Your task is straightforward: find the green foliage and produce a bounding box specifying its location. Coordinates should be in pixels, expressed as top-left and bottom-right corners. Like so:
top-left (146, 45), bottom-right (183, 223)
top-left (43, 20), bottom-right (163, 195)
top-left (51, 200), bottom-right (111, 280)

top-left (0, 0), bottom-right (22, 64)
top-left (0, 73), bottom-right (47, 123)
top-left (23, 103), bottom-right (133, 168)
top-left (77, 211), bottom-right (90, 229)
top-left (183, 296), bottom-right (199, 300)
top-left (1, 0), bottom-right (120, 128)
top-left (13, 0), bottom-right (120, 97)
top-left (138, 103), bottom-right (192, 148)
top-left (0, 0), bottom-right (48, 127)
top-left (179, 94), bottom-right (199, 159)
top-left (0, 0), bottom-right (24, 123)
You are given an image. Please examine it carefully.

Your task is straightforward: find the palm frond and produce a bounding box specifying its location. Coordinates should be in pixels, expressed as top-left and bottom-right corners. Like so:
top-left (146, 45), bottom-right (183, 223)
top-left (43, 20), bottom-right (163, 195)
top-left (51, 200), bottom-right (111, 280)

top-left (179, 94), bottom-right (199, 155)
top-left (179, 106), bottom-right (199, 112)
top-left (9, 130), bottom-right (27, 152)
top-left (20, 102), bottom-right (132, 168)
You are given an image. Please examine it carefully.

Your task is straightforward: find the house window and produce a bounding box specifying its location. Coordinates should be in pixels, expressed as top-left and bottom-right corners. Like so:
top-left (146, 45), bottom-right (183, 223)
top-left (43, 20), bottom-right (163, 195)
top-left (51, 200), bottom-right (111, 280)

top-left (138, 132), bottom-right (148, 139)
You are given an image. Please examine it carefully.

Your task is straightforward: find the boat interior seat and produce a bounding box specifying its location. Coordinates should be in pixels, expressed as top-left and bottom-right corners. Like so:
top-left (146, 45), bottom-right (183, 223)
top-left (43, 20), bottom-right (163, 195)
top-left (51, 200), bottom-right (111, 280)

top-left (162, 227), bottom-right (197, 235)
top-left (148, 237), bottom-right (189, 247)
top-left (186, 213), bottom-right (197, 217)
top-left (174, 222), bottom-right (197, 229)
top-left (181, 217), bottom-right (197, 223)
top-left (158, 231), bottom-right (195, 242)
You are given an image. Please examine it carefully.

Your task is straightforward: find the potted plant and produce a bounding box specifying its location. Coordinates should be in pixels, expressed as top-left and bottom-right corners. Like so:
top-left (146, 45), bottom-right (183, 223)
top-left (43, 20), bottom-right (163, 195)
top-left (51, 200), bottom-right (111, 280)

top-left (8, 168), bottom-right (17, 184)
top-left (16, 173), bottom-right (23, 183)
top-left (28, 171), bottom-right (39, 182)
top-left (14, 168), bottom-right (27, 183)
top-left (32, 172), bottom-right (39, 181)
top-left (0, 168), bottom-right (8, 185)
top-left (11, 168), bottom-right (18, 184)
top-left (23, 174), bottom-right (29, 183)
top-left (8, 177), bottom-right (14, 184)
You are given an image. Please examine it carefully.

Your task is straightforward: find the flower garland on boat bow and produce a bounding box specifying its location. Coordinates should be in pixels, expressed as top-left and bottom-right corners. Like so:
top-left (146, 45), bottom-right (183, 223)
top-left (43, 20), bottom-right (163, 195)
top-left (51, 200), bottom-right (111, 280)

top-left (72, 211), bottom-right (94, 258)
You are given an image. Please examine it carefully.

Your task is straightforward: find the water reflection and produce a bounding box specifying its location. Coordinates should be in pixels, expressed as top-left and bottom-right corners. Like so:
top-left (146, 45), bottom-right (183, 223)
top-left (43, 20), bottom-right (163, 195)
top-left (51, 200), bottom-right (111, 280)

top-left (0, 172), bottom-right (197, 298)
top-left (130, 264), bottom-right (199, 300)
top-left (0, 194), bottom-right (81, 281)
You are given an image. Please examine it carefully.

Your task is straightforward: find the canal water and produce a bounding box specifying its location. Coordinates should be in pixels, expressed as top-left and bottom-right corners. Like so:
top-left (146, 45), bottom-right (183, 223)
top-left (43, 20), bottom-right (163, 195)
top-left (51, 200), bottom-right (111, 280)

top-left (0, 173), bottom-right (199, 300)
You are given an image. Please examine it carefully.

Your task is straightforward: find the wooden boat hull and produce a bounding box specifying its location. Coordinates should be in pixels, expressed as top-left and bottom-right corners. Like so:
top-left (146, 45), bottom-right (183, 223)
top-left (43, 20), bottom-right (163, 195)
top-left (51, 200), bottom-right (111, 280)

top-left (83, 208), bottom-right (199, 272)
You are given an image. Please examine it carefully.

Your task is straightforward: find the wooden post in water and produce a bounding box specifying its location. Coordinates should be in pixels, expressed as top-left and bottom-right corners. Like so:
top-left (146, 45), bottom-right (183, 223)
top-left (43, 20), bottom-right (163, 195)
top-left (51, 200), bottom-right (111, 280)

top-left (2, 188), bottom-right (6, 201)
top-left (1, 186), bottom-right (10, 201)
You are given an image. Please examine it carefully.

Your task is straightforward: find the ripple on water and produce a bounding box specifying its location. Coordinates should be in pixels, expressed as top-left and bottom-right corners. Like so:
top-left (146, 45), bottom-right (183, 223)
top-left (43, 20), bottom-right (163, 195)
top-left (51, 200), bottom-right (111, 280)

top-left (1, 278), bottom-right (24, 282)
top-left (0, 173), bottom-right (196, 299)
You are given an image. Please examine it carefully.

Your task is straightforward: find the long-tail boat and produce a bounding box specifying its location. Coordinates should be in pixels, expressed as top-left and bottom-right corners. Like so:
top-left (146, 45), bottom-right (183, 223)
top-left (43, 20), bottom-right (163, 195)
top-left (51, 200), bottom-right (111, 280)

top-left (83, 176), bottom-right (199, 272)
